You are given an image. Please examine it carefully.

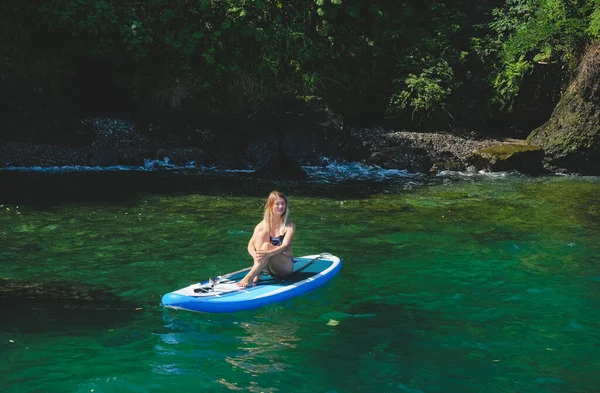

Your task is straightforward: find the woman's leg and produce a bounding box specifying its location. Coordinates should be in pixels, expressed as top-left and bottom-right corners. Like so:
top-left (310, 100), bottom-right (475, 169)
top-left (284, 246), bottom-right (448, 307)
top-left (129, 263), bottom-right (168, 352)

top-left (256, 242), bottom-right (293, 274)
top-left (253, 230), bottom-right (293, 276)
top-left (251, 229), bottom-right (272, 282)
top-left (267, 252), bottom-right (294, 276)
top-left (238, 229), bottom-right (270, 287)
top-left (238, 229), bottom-right (293, 287)
top-left (254, 230), bottom-right (294, 276)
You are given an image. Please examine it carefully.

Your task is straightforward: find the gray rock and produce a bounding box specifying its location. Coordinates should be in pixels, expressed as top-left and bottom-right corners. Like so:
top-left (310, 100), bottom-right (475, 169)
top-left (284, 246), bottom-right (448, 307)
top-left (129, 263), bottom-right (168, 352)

top-left (252, 151), bottom-right (308, 180)
top-left (90, 148), bottom-right (119, 167)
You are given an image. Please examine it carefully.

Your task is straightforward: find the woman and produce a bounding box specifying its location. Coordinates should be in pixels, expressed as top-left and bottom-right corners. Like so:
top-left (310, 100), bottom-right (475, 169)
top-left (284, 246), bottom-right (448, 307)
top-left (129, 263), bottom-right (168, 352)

top-left (237, 191), bottom-right (296, 287)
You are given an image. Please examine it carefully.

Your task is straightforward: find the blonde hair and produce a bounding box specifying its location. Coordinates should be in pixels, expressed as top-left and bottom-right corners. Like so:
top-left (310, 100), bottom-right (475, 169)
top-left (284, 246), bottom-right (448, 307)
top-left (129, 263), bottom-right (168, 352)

top-left (263, 190), bottom-right (289, 235)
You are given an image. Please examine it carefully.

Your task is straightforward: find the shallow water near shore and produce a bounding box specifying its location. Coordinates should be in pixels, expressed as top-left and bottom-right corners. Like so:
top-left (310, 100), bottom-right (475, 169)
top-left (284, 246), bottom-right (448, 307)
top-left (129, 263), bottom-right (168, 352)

top-left (1, 168), bottom-right (599, 393)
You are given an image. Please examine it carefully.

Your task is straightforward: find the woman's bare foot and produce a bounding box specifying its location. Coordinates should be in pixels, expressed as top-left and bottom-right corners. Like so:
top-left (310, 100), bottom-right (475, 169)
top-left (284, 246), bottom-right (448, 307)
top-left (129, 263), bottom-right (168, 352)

top-left (237, 276), bottom-right (253, 287)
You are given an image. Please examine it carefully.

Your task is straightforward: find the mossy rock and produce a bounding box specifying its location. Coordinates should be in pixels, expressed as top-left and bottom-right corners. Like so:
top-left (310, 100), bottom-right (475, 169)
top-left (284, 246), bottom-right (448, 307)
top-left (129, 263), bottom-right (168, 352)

top-left (430, 160), bottom-right (466, 173)
top-left (527, 92), bottom-right (600, 174)
top-left (469, 144), bottom-right (545, 174)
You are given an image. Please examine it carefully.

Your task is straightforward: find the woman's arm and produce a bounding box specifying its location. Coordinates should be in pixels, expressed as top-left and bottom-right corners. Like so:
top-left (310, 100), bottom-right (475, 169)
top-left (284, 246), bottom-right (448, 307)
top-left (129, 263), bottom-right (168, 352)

top-left (247, 234), bottom-right (256, 257)
top-left (247, 223), bottom-right (262, 259)
top-left (257, 223), bottom-right (296, 259)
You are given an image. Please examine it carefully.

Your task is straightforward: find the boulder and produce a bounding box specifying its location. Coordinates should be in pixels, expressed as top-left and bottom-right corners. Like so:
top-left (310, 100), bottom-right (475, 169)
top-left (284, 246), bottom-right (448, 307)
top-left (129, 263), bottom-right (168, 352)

top-left (369, 147), bottom-right (433, 173)
top-left (90, 148), bottom-right (119, 167)
top-left (468, 144), bottom-right (545, 174)
top-left (526, 44), bottom-right (600, 174)
top-left (246, 138), bottom-right (278, 169)
top-left (87, 118), bottom-right (152, 166)
top-left (269, 96), bottom-right (347, 164)
top-left (156, 147), bottom-right (209, 167)
top-left (252, 151), bottom-right (308, 180)
top-left (527, 93), bottom-right (600, 174)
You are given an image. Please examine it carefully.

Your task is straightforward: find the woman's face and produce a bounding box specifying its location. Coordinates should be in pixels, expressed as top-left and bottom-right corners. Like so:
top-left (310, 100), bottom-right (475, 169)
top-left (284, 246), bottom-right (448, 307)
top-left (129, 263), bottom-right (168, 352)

top-left (272, 197), bottom-right (287, 216)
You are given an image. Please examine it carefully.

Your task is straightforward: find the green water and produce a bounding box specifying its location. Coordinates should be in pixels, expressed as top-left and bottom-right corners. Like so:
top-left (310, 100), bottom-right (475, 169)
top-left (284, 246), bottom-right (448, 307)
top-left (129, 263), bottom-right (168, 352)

top-left (1, 173), bottom-right (600, 393)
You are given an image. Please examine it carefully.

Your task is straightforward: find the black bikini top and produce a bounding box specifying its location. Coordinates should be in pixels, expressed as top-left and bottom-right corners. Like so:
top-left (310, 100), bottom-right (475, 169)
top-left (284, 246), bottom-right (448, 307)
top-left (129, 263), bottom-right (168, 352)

top-left (269, 233), bottom-right (285, 246)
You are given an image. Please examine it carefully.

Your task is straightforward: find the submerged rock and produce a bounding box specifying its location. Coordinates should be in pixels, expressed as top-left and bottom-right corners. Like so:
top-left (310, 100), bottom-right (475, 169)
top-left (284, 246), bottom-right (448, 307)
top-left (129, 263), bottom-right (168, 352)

top-left (0, 278), bottom-right (135, 333)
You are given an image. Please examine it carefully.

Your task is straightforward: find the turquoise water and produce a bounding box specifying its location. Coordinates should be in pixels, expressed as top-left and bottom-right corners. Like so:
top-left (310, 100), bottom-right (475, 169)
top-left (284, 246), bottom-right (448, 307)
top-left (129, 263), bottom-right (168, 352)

top-left (1, 171), bottom-right (600, 393)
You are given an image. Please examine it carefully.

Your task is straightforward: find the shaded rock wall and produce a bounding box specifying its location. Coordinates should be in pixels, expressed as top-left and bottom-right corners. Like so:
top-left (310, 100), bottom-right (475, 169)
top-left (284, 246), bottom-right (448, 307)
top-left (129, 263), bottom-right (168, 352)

top-left (0, 98), bottom-right (347, 178)
top-left (527, 44), bottom-right (600, 174)
top-left (527, 93), bottom-right (600, 174)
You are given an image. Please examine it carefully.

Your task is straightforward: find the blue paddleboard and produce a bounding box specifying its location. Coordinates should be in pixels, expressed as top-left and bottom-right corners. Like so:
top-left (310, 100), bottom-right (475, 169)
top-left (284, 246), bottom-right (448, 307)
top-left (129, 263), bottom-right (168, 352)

top-left (161, 253), bottom-right (341, 313)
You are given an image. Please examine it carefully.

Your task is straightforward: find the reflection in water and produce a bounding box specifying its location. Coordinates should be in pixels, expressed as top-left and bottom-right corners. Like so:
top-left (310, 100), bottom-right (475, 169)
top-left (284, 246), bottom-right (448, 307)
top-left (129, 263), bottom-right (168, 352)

top-left (219, 319), bottom-right (300, 392)
top-left (155, 311), bottom-right (302, 392)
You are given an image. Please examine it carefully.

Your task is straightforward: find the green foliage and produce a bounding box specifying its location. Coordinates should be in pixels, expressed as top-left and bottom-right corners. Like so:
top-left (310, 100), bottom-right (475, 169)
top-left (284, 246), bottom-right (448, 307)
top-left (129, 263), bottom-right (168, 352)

top-left (494, 57), bottom-right (533, 109)
top-left (387, 61), bottom-right (455, 122)
top-left (381, 2), bottom-right (472, 123)
top-left (587, 4), bottom-right (600, 37)
top-left (5, 0), bottom-right (600, 134)
top-left (490, 0), bottom-right (598, 108)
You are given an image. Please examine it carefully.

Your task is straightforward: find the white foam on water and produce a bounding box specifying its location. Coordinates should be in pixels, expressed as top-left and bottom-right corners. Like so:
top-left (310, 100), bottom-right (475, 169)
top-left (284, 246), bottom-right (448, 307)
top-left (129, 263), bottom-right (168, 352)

top-left (0, 158), bottom-right (418, 182)
top-left (1, 165), bottom-right (137, 172)
top-left (303, 160), bottom-right (418, 182)
top-left (1, 156), bottom-right (549, 184)
top-left (436, 168), bottom-right (524, 180)
top-left (0, 159), bottom-right (200, 173)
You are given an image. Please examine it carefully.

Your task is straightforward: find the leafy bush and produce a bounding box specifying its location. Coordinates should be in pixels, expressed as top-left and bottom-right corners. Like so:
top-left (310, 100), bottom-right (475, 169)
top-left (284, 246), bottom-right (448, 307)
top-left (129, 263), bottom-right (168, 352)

top-left (387, 60), bottom-right (455, 123)
top-left (490, 0), bottom-right (599, 108)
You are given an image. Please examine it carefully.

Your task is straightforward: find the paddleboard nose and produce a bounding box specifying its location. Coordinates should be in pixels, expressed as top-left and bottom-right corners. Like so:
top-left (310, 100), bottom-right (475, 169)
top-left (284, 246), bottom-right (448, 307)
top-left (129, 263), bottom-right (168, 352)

top-left (161, 293), bottom-right (187, 308)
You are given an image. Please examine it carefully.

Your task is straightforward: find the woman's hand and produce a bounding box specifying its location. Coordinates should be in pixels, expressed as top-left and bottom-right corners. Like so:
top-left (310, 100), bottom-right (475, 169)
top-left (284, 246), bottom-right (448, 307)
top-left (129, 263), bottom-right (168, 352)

top-left (251, 251), bottom-right (265, 263)
top-left (254, 250), bottom-right (271, 261)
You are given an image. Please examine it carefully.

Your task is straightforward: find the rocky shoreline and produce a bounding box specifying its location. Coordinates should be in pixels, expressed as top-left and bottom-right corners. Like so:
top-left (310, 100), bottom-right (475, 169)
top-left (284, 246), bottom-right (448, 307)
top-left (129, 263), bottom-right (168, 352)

top-left (347, 128), bottom-right (536, 173)
top-left (0, 120), bottom-right (544, 176)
